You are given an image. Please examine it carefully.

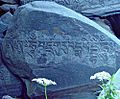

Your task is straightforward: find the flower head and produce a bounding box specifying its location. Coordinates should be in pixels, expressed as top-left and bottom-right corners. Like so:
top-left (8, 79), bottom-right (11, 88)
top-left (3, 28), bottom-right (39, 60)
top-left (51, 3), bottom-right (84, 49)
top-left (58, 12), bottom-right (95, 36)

top-left (2, 95), bottom-right (15, 99)
top-left (32, 78), bottom-right (57, 86)
top-left (90, 71), bottom-right (111, 81)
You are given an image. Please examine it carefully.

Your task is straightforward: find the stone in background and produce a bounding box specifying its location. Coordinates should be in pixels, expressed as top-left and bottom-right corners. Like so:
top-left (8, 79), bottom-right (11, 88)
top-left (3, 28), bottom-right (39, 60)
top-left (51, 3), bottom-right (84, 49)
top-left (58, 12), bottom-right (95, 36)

top-left (0, 12), bottom-right (13, 39)
top-left (20, 0), bottom-right (120, 17)
top-left (0, 4), bottom-right (18, 13)
top-left (1, 0), bottom-right (17, 4)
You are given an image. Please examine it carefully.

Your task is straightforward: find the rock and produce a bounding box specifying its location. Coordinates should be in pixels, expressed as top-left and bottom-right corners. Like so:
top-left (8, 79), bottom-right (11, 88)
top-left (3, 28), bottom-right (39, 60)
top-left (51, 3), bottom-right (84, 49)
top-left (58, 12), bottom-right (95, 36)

top-left (1, 0), bottom-right (17, 4)
top-left (0, 12), bottom-right (13, 38)
top-left (2, 1), bottom-right (120, 97)
top-left (0, 12), bottom-right (13, 25)
top-left (20, 0), bottom-right (120, 17)
top-left (0, 42), bottom-right (22, 98)
top-left (0, 4), bottom-right (18, 12)
top-left (0, 64), bottom-right (22, 98)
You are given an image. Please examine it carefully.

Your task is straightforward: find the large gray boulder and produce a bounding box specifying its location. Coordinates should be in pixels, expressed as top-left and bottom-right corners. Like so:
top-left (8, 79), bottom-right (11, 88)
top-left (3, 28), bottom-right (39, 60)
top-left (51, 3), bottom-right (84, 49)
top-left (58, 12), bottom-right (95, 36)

top-left (2, 1), bottom-right (120, 97)
top-left (20, 0), bottom-right (120, 17)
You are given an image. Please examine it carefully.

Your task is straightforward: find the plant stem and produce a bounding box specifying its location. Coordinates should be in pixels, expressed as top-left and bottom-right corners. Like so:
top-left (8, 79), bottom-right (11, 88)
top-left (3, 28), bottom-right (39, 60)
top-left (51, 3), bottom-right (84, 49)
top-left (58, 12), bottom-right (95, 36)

top-left (44, 85), bottom-right (48, 99)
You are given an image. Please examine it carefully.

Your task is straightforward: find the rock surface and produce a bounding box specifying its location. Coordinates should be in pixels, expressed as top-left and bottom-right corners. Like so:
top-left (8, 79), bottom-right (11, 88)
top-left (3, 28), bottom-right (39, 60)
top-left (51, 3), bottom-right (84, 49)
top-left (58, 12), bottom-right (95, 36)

top-left (0, 12), bottom-right (13, 38)
top-left (1, 1), bottom-right (120, 97)
top-left (0, 55), bottom-right (22, 98)
top-left (0, 12), bottom-right (22, 99)
top-left (20, 0), bottom-right (120, 17)
top-left (1, 0), bottom-right (17, 4)
top-left (0, 4), bottom-right (18, 12)
top-left (0, 12), bottom-right (13, 25)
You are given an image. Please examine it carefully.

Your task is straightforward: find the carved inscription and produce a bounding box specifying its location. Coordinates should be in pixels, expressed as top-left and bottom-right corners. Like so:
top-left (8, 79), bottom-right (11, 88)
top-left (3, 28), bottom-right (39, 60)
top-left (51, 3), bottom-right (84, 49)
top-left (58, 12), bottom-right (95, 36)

top-left (11, 31), bottom-right (116, 68)
top-left (5, 28), bottom-right (117, 68)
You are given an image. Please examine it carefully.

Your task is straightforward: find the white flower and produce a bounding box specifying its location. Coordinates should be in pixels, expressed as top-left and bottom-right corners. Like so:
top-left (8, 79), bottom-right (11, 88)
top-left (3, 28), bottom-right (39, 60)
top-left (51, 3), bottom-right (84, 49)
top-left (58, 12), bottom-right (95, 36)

top-left (2, 95), bottom-right (15, 99)
top-left (90, 75), bottom-right (96, 80)
top-left (90, 71), bottom-right (111, 81)
top-left (32, 78), bottom-right (57, 86)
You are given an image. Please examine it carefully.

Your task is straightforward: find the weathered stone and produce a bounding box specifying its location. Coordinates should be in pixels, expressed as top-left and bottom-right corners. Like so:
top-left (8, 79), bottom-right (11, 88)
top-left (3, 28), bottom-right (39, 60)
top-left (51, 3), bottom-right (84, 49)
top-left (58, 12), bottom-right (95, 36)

top-left (0, 12), bottom-right (23, 97)
top-left (0, 4), bottom-right (18, 12)
top-left (0, 41), bottom-right (22, 98)
top-left (1, 0), bottom-right (17, 4)
top-left (0, 63), bottom-right (22, 98)
top-left (20, 0), bottom-right (120, 17)
top-left (2, 1), bottom-right (120, 97)
top-left (0, 12), bottom-right (13, 25)
top-left (0, 12), bottom-right (13, 38)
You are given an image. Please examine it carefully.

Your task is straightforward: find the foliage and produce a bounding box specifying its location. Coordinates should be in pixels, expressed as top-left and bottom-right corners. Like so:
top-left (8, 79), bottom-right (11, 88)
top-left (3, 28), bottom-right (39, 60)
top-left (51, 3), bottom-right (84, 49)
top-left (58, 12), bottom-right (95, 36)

top-left (90, 70), bottom-right (120, 99)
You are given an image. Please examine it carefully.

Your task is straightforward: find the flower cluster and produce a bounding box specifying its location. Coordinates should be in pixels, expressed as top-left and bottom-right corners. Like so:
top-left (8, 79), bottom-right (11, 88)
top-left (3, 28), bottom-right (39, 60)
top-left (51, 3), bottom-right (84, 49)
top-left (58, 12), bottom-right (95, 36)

top-left (90, 71), bottom-right (111, 81)
top-left (32, 78), bottom-right (57, 99)
top-left (90, 69), bottom-right (120, 99)
top-left (2, 95), bottom-right (15, 99)
top-left (32, 78), bottom-right (57, 86)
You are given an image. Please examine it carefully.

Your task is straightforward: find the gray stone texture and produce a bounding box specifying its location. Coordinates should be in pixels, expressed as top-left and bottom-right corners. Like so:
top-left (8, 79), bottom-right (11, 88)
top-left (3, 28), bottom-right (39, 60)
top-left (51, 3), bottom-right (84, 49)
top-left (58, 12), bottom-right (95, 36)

top-left (0, 4), bottom-right (18, 12)
top-left (20, 0), bottom-right (120, 17)
top-left (0, 12), bottom-right (22, 98)
top-left (1, 0), bottom-right (17, 4)
top-left (0, 12), bottom-right (13, 38)
top-left (1, 1), bottom-right (120, 97)
top-left (0, 53), bottom-right (22, 98)
top-left (0, 64), bottom-right (22, 98)
top-left (0, 12), bottom-right (13, 25)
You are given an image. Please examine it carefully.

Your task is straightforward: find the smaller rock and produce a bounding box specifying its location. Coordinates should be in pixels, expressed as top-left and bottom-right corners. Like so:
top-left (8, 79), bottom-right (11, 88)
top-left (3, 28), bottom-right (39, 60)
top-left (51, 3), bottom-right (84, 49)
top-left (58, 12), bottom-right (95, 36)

top-left (0, 12), bottom-right (13, 38)
top-left (0, 4), bottom-right (18, 12)
top-left (1, 0), bottom-right (17, 4)
top-left (1, 12), bottom-right (13, 25)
